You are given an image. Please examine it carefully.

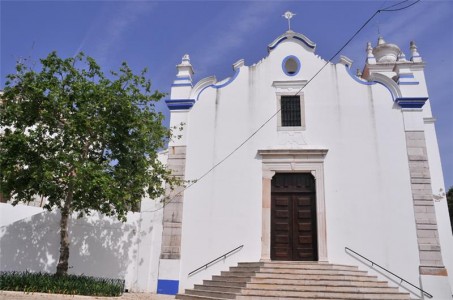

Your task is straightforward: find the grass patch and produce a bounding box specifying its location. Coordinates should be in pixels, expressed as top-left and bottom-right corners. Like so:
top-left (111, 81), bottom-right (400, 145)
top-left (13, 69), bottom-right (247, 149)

top-left (0, 271), bottom-right (124, 296)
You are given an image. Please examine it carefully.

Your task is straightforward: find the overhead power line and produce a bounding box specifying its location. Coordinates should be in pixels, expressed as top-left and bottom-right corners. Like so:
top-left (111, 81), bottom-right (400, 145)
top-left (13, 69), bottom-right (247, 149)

top-left (145, 0), bottom-right (421, 213)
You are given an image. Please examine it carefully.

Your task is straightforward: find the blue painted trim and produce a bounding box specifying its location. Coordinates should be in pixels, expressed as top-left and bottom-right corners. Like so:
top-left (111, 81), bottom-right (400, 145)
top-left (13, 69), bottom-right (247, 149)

top-left (398, 81), bottom-right (419, 85)
top-left (344, 64), bottom-right (374, 86)
top-left (157, 279), bottom-right (179, 295)
top-left (165, 99), bottom-right (195, 110)
top-left (398, 74), bottom-right (415, 79)
top-left (196, 85), bottom-right (212, 102)
top-left (268, 36), bottom-right (288, 50)
top-left (293, 36), bottom-right (316, 49)
top-left (375, 81), bottom-right (396, 101)
top-left (343, 65), bottom-right (396, 100)
top-left (282, 55), bottom-right (301, 76)
top-left (176, 76), bottom-right (192, 81)
top-left (195, 68), bottom-right (241, 101)
top-left (395, 97), bottom-right (428, 108)
top-left (171, 83), bottom-right (193, 87)
top-left (213, 67), bottom-right (240, 89)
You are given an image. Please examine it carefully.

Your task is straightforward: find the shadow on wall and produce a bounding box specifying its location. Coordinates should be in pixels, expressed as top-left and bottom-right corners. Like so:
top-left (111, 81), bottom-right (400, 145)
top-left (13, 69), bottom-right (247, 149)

top-left (0, 209), bottom-right (139, 281)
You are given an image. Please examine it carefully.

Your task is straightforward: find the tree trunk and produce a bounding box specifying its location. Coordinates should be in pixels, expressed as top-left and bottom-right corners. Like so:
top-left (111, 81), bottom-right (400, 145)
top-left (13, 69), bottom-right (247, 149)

top-left (55, 181), bottom-right (74, 276)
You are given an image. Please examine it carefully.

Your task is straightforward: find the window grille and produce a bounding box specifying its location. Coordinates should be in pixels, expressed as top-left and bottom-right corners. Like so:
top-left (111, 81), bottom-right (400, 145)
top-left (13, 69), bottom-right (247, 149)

top-left (281, 96), bottom-right (301, 126)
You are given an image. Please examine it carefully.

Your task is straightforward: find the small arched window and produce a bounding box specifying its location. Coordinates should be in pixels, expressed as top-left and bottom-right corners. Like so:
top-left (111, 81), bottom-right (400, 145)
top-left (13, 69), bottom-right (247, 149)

top-left (282, 56), bottom-right (301, 76)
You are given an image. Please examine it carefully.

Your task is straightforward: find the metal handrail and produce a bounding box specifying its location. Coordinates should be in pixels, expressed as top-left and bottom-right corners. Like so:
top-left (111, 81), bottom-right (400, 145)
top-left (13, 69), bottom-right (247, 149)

top-left (345, 247), bottom-right (433, 298)
top-left (188, 245), bottom-right (244, 277)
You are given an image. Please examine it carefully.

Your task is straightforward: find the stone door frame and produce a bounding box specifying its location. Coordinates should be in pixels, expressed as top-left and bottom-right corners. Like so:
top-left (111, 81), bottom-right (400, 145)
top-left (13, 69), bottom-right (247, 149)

top-left (258, 148), bottom-right (328, 262)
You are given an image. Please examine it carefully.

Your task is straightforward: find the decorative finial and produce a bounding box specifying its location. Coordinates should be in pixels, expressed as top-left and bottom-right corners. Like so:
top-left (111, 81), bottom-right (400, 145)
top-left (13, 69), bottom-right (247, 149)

top-left (366, 42), bottom-right (373, 56)
top-left (282, 11), bottom-right (296, 31)
top-left (410, 41), bottom-right (422, 62)
top-left (397, 51), bottom-right (407, 62)
top-left (356, 69), bottom-right (362, 77)
top-left (377, 36), bottom-right (385, 45)
top-left (366, 42), bottom-right (376, 65)
top-left (175, 53), bottom-right (194, 85)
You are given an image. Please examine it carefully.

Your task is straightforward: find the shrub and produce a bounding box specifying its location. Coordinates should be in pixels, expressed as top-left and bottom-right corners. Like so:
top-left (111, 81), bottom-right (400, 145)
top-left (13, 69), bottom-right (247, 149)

top-left (0, 271), bottom-right (124, 296)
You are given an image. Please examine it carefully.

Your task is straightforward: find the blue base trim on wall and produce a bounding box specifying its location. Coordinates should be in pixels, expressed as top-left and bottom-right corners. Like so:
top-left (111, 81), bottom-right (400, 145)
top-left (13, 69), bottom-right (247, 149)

top-left (165, 99), bottom-right (195, 110)
top-left (157, 279), bottom-right (179, 295)
top-left (395, 97), bottom-right (428, 108)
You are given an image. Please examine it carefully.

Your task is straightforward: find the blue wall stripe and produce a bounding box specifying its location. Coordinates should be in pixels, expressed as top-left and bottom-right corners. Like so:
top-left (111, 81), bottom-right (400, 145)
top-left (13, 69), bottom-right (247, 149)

top-left (398, 73), bottom-right (415, 79)
top-left (171, 83), bottom-right (193, 87)
top-left (398, 81), bottom-right (419, 85)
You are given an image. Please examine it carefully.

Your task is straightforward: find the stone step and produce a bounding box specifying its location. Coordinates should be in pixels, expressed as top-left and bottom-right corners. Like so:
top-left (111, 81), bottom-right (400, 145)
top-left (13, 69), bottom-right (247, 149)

top-left (238, 262), bottom-right (359, 271)
top-left (193, 284), bottom-right (242, 293)
top-left (248, 277), bottom-right (389, 287)
top-left (224, 268), bottom-right (368, 276)
top-left (177, 261), bottom-right (410, 300)
top-left (194, 283), bottom-right (404, 295)
top-left (214, 273), bottom-right (380, 282)
top-left (211, 275), bottom-right (251, 283)
top-left (236, 296), bottom-right (409, 300)
top-left (240, 288), bottom-right (410, 299)
top-left (175, 295), bottom-right (222, 300)
top-left (243, 283), bottom-right (403, 293)
top-left (203, 280), bottom-right (248, 288)
top-left (230, 265), bottom-right (361, 273)
top-left (185, 289), bottom-right (237, 299)
top-left (255, 272), bottom-right (373, 278)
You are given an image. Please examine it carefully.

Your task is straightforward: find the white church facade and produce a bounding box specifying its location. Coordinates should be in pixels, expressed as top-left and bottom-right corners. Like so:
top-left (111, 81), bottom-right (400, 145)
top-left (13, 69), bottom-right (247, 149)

top-left (1, 17), bottom-right (453, 300)
top-left (156, 26), bottom-right (453, 298)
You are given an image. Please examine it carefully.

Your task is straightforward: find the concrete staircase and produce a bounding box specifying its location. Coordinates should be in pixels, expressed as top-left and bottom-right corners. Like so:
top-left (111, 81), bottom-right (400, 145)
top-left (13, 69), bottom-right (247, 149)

top-left (176, 261), bottom-right (411, 300)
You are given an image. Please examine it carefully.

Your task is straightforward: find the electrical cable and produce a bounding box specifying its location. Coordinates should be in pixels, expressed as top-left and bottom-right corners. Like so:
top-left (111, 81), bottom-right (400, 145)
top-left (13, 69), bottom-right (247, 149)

top-left (381, 0), bottom-right (420, 11)
top-left (144, 0), bottom-right (421, 213)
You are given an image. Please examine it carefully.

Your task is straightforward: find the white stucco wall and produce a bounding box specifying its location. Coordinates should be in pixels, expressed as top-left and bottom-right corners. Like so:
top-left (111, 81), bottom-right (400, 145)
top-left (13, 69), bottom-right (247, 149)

top-left (0, 203), bottom-right (43, 227)
top-left (175, 36), bottom-right (435, 294)
top-left (0, 200), bottom-right (164, 292)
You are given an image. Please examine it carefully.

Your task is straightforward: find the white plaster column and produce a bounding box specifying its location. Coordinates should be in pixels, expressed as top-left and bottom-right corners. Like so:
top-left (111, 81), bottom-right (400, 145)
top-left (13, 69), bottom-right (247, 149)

top-left (157, 55), bottom-right (195, 295)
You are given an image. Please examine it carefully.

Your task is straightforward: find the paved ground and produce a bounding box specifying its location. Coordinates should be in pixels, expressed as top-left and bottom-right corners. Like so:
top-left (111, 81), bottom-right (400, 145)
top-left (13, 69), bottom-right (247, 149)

top-left (0, 291), bottom-right (176, 300)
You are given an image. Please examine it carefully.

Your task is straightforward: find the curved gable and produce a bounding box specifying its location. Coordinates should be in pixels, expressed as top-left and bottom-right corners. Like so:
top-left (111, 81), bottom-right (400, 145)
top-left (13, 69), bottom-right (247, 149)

top-left (268, 31), bottom-right (316, 53)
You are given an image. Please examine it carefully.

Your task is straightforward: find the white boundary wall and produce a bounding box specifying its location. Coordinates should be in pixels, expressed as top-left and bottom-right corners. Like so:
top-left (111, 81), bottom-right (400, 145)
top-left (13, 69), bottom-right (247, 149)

top-left (0, 201), bottom-right (163, 292)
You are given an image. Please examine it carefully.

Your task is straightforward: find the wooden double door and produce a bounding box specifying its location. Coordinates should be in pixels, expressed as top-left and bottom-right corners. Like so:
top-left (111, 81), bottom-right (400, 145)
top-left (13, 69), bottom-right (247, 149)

top-left (271, 173), bottom-right (318, 261)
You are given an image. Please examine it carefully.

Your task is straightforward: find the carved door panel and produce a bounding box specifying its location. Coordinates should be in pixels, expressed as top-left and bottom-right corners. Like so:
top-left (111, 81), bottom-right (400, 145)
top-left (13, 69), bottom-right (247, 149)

top-left (271, 173), bottom-right (317, 261)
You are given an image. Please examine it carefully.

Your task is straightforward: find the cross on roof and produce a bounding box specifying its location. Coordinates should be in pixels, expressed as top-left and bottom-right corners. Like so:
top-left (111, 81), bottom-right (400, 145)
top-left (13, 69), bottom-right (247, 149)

top-left (282, 11), bottom-right (296, 31)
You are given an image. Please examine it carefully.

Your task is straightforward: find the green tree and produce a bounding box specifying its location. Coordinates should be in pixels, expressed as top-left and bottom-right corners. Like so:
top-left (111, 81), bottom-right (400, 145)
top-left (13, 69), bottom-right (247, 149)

top-left (0, 52), bottom-right (180, 276)
top-left (447, 186), bottom-right (453, 232)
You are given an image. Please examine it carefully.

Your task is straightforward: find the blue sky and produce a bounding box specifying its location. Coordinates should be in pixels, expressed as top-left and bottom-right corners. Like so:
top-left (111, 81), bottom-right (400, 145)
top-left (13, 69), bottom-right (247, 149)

top-left (1, 0), bottom-right (452, 189)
